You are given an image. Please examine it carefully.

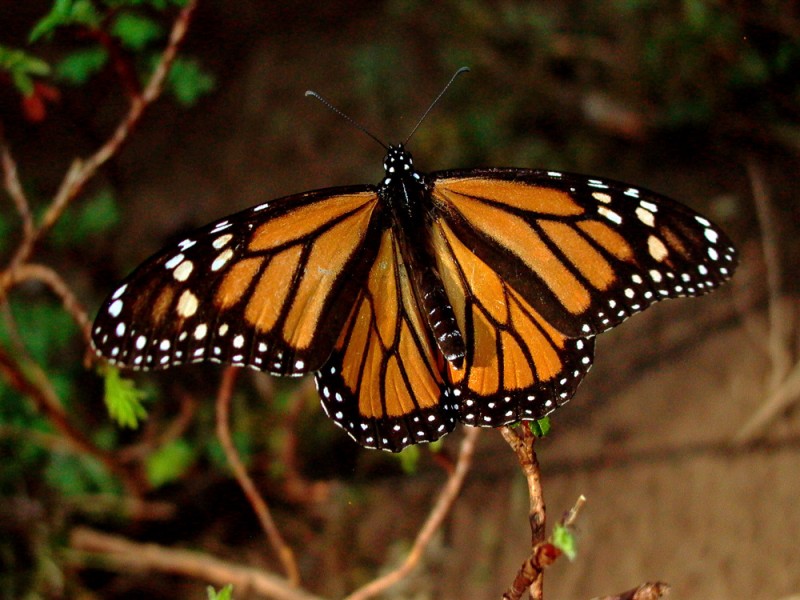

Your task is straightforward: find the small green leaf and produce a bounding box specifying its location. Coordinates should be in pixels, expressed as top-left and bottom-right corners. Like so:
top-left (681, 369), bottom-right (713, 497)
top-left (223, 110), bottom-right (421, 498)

top-left (145, 438), bottom-right (194, 487)
top-left (207, 584), bottom-right (234, 600)
top-left (102, 366), bottom-right (148, 429)
top-left (529, 416), bottom-right (551, 438)
top-left (165, 56), bottom-right (215, 106)
top-left (55, 46), bottom-right (108, 84)
top-left (30, 0), bottom-right (102, 42)
top-left (111, 12), bottom-right (164, 51)
top-left (552, 523), bottom-right (577, 561)
top-left (0, 46), bottom-right (51, 95)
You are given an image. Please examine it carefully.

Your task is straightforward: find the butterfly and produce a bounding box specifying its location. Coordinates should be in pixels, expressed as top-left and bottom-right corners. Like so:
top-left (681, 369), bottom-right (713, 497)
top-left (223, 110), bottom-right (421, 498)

top-left (91, 72), bottom-right (737, 452)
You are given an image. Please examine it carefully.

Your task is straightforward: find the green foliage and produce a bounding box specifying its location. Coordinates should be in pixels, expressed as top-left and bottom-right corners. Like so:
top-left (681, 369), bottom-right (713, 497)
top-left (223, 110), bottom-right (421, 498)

top-left (55, 46), bottom-right (108, 84)
top-left (552, 522), bottom-right (577, 561)
top-left (529, 417), bottom-right (551, 438)
top-left (44, 452), bottom-right (117, 495)
top-left (102, 366), bottom-right (148, 429)
top-left (207, 584), bottom-right (234, 600)
top-left (29, 0), bottom-right (102, 42)
top-left (111, 12), bottom-right (164, 51)
top-left (0, 301), bottom-right (79, 367)
top-left (28, 0), bottom-right (215, 106)
top-left (0, 46), bottom-right (51, 96)
top-left (50, 189), bottom-right (120, 248)
top-left (145, 438), bottom-right (195, 487)
top-left (397, 443), bottom-right (420, 474)
top-left (165, 57), bottom-right (216, 106)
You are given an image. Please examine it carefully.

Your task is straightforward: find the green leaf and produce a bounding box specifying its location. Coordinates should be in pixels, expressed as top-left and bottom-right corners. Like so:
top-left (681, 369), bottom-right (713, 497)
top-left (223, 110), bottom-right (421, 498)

top-left (50, 188), bottom-right (120, 247)
top-left (529, 416), bottom-right (551, 438)
top-left (30, 0), bottom-right (102, 42)
top-left (0, 300), bottom-right (79, 365)
top-left (165, 56), bottom-right (215, 106)
top-left (207, 584), bottom-right (234, 600)
top-left (552, 522), bottom-right (577, 561)
top-left (55, 46), bottom-right (108, 84)
top-left (111, 12), bottom-right (164, 51)
top-left (397, 443), bottom-right (420, 474)
top-left (102, 366), bottom-right (148, 429)
top-left (146, 438), bottom-right (194, 487)
top-left (0, 45), bottom-right (51, 95)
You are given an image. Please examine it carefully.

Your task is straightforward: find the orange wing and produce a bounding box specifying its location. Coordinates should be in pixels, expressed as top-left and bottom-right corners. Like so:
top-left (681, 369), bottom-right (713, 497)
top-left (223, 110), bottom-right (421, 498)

top-left (315, 229), bottom-right (457, 451)
top-left (92, 187), bottom-right (383, 376)
top-left (430, 219), bottom-right (596, 426)
top-left (430, 170), bottom-right (737, 338)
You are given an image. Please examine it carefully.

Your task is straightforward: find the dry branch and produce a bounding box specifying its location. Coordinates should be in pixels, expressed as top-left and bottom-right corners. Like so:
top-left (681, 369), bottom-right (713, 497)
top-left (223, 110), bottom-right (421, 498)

top-left (345, 427), bottom-right (481, 600)
top-left (69, 527), bottom-right (322, 600)
top-left (215, 366), bottom-right (301, 586)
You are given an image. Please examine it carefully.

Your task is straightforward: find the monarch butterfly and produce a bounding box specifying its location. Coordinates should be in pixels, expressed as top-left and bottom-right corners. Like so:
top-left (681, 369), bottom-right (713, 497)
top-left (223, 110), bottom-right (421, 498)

top-left (92, 70), bottom-right (737, 452)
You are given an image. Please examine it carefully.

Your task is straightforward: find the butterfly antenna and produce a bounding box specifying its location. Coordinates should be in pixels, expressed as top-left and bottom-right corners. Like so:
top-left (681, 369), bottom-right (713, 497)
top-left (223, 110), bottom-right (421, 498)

top-left (305, 90), bottom-right (388, 150)
top-left (403, 66), bottom-right (470, 145)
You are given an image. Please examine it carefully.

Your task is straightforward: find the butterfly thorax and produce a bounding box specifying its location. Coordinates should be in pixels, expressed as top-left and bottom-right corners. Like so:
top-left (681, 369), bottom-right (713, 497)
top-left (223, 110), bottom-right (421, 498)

top-left (379, 144), bottom-right (466, 369)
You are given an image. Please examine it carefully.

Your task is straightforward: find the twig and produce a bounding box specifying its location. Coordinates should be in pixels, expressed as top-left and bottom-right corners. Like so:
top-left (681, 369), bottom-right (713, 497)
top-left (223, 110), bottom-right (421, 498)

top-left (501, 425), bottom-right (546, 600)
top-left (735, 161), bottom-right (798, 442)
top-left (215, 366), bottom-right (301, 586)
top-left (8, 0), bottom-right (198, 270)
top-left (1, 262), bottom-right (92, 344)
top-left (345, 427), bottom-right (481, 600)
top-left (590, 581), bottom-right (671, 600)
top-left (69, 527), bottom-right (323, 600)
top-left (0, 131), bottom-right (33, 240)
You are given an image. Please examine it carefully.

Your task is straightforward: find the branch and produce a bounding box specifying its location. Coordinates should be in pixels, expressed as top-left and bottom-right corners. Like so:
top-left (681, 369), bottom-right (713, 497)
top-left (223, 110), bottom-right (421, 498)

top-left (501, 425), bottom-right (546, 600)
top-left (215, 366), bottom-right (301, 586)
top-left (735, 160), bottom-right (798, 442)
top-left (345, 427), bottom-right (481, 600)
top-left (69, 527), bottom-right (323, 600)
top-left (1, 262), bottom-right (92, 344)
top-left (0, 130), bottom-right (33, 240)
top-left (9, 0), bottom-right (199, 269)
top-left (590, 581), bottom-right (671, 600)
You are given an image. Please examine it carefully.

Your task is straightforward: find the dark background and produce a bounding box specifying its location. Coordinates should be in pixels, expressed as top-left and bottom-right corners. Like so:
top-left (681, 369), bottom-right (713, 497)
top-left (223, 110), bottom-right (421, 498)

top-left (2, 1), bottom-right (799, 598)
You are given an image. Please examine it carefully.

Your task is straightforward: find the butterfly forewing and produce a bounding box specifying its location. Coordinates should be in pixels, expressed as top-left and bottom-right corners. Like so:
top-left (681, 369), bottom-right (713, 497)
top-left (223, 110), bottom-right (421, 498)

top-left (431, 169), bottom-right (737, 338)
top-left (92, 186), bottom-right (383, 376)
top-left (315, 229), bottom-right (457, 451)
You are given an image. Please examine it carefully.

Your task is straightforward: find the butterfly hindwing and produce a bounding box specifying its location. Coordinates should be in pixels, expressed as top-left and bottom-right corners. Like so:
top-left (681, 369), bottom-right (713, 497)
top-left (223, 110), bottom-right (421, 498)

top-left (431, 219), bottom-right (597, 426)
top-left (315, 229), bottom-right (457, 451)
top-left (431, 169), bottom-right (737, 338)
top-left (92, 186), bottom-right (383, 376)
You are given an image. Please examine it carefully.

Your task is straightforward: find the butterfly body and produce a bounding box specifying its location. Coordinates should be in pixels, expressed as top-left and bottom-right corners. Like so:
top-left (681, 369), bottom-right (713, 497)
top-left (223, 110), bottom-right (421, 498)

top-left (92, 141), bottom-right (737, 451)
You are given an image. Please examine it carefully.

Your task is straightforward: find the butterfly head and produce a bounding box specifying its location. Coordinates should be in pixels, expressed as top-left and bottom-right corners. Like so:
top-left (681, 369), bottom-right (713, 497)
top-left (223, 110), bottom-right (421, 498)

top-left (382, 144), bottom-right (422, 186)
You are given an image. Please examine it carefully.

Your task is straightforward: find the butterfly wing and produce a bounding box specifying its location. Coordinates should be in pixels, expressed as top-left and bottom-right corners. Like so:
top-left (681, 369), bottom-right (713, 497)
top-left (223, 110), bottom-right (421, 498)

top-left (315, 228), bottom-right (457, 451)
top-left (430, 169), bottom-right (737, 338)
top-left (430, 218), bottom-right (596, 426)
top-left (92, 186), bottom-right (384, 376)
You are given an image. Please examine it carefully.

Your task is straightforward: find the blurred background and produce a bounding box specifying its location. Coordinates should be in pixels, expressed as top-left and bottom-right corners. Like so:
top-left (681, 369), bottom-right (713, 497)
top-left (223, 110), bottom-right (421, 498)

top-left (1, 1), bottom-right (799, 598)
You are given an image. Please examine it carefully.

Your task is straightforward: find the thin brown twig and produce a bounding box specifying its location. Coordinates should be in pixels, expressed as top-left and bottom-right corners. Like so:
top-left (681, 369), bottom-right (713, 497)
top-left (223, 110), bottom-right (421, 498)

top-left (344, 427), bottom-right (482, 600)
top-left (590, 581), bottom-right (671, 600)
top-left (501, 425), bottom-right (546, 600)
top-left (0, 132), bottom-right (34, 240)
top-left (69, 527), bottom-right (323, 600)
top-left (1, 262), bottom-right (92, 344)
top-left (215, 366), bottom-right (301, 586)
top-left (735, 161), bottom-right (798, 443)
top-left (9, 0), bottom-right (198, 270)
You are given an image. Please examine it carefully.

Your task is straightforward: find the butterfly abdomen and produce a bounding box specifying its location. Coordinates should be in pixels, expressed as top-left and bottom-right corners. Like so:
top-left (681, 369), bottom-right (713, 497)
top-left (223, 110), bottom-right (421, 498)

top-left (382, 146), bottom-right (466, 368)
